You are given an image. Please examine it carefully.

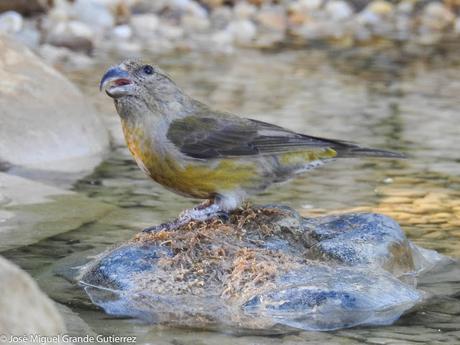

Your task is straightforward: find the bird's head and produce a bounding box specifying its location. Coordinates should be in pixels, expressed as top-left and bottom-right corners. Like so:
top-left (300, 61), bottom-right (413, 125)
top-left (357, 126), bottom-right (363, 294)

top-left (100, 59), bottom-right (190, 117)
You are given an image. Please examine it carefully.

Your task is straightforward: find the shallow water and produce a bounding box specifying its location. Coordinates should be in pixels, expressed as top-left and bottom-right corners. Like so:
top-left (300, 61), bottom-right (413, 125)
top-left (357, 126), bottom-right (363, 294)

top-left (3, 48), bottom-right (460, 344)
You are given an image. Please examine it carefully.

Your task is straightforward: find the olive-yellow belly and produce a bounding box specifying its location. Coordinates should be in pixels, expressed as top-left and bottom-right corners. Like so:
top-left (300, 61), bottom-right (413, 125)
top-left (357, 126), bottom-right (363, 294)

top-left (123, 125), bottom-right (258, 198)
top-left (122, 123), bottom-right (337, 199)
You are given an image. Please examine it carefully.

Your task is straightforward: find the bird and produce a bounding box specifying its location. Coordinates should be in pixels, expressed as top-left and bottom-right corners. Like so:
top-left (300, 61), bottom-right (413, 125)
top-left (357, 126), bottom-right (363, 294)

top-left (100, 59), bottom-right (404, 232)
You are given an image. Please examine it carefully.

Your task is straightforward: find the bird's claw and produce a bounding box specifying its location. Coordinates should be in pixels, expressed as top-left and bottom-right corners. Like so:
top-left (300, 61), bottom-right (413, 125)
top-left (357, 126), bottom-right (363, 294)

top-left (142, 222), bottom-right (177, 233)
top-left (142, 202), bottom-right (227, 233)
top-left (215, 211), bottom-right (230, 222)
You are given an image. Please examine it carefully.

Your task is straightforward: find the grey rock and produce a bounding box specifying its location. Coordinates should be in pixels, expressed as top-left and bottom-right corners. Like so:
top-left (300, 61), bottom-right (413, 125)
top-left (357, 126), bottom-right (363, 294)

top-left (0, 36), bottom-right (109, 172)
top-left (243, 265), bottom-right (422, 330)
top-left (80, 206), bottom-right (447, 332)
top-left (56, 304), bottom-right (110, 345)
top-left (302, 213), bottom-right (415, 278)
top-left (73, 0), bottom-right (115, 30)
top-left (0, 256), bottom-right (66, 342)
top-left (0, 11), bottom-right (23, 34)
top-left (130, 14), bottom-right (160, 38)
top-left (0, 0), bottom-right (50, 16)
top-left (44, 20), bottom-right (95, 53)
top-left (38, 44), bottom-right (95, 70)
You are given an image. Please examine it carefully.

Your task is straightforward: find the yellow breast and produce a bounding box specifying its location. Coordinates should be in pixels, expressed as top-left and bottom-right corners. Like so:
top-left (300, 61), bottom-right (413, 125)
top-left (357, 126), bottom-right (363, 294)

top-left (122, 122), bottom-right (257, 198)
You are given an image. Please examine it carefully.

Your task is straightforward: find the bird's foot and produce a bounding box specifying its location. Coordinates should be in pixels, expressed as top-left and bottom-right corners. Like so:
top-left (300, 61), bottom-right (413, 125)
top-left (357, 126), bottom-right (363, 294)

top-left (142, 201), bottom-right (228, 233)
top-left (142, 221), bottom-right (183, 233)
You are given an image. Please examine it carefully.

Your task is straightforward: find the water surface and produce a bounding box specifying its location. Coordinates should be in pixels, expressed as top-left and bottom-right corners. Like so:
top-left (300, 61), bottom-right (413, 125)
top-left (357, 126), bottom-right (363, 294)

top-left (3, 48), bottom-right (460, 344)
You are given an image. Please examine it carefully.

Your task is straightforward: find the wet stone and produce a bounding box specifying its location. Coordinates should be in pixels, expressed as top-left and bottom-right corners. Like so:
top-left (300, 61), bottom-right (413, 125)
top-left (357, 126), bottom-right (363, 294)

top-left (80, 205), bottom-right (449, 332)
top-left (302, 213), bottom-right (415, 278)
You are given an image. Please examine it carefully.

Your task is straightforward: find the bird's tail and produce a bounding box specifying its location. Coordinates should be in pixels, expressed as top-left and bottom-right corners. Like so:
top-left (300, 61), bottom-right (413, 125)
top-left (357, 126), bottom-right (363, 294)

top-left (334, 144), bottom-right (406, 159)
top-left (296, 133), bottom-right (406, 159)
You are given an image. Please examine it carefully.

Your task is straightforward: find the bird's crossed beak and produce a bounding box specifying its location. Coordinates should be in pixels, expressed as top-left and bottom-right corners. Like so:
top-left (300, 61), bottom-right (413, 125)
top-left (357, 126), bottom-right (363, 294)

top-left (99, 66), bottom-right (133, 98)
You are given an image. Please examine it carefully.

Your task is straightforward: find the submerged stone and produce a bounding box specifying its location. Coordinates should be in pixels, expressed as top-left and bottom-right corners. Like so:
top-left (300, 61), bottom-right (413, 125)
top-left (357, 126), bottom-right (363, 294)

top-left (302, 213), bottom-right (415, 278)
top-left (80, 206), bottom-right (448, 332)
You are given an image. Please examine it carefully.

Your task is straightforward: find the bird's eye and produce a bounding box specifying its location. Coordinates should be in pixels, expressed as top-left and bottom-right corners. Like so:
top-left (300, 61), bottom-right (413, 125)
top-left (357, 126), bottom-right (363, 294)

top-left (143, 65), bottom-right (154, 75)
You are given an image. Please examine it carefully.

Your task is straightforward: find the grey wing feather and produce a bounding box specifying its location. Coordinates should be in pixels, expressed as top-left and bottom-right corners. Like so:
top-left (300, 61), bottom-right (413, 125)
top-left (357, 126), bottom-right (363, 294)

top-left (166, 114), bottom-right (405, 159)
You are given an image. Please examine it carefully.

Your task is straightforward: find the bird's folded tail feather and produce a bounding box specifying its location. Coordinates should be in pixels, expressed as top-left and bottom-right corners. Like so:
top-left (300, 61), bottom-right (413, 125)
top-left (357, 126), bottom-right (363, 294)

top-left (334, 145), bottom-right (406, 159)
top-left (299, 133), bottom-right (406, 159)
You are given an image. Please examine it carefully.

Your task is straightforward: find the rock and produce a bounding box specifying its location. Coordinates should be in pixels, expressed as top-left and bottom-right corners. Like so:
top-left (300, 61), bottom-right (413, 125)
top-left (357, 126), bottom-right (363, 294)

top-left (211, 30), bottom-right (235, 53)
top-left (227, 19), bottom-right (257, 45)
top-left (38, 44), bottom-right (95, 70)
top-left (201, 0), bottom-right (225, 9)
top-left (0, 172), bottom-right (114, 251)
top-left (209, 6), bottom-right (233, 30)
top-left (242, 265), bottom-right (422, 331)
top-left (256, 6), bottom-right (287, 32)
top-left (0, 0), bottom-right (50, 16)
top-left (363, 0), bottom-right (395, 18)
top-left (56, 303), bottom-right (110, 344)
top-left (45, 20), bottom-right (95, 53)
top-left (80, 206), bottom-right (446, 332)
top-left (112, 1), bottom-right (131, 25)
top-left (455, 17), bottom-right (460, 34)
top-left (0, 11), bottom-right (23, 34)
top-left (180, 0), bottom-right (208, 18)
top-left (0, 36), bottom-right (109, 172)
top-left (325, 1), bottom-right (354, 21)
top-left (355, 0), bottom-right (395, 39)
top-left (233, 2), bottom-right (257, 20)
top-left (0, 256), bottom-right (66, 341)
top-left (419, 2), bottom-right (455, 33)
top-left (302, 213), bottom-right (415, 278)
top-left (297, 0), bottom-right (323, 11)
top-left (181, 14), bottom-right (211, 33)
top-left (157, 22), bottom-right (184, 40)
top-left (73, 0), bottom-right (115, 30)
top-left (12, 20), bottom-right (41, 50)
top-left (130, 13), bottom-right (160, 38)
top-left (111, 24), bottom-right (133, 40)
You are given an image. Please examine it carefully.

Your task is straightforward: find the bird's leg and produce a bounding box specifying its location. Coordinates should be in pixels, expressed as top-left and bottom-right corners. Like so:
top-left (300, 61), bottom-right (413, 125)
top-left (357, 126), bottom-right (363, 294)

top-left (142, 199), bottom-right (227, 233)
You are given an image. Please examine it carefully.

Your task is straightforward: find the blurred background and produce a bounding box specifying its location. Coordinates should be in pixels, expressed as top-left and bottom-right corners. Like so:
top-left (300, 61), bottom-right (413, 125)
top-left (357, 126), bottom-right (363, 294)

top-left (0, 0), bottom-right (459, 344)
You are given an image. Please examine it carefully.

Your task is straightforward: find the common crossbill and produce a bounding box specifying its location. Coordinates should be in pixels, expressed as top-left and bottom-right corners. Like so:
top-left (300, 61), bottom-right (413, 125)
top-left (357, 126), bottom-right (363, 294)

top-left (100, 60), bottom-right (403, 231)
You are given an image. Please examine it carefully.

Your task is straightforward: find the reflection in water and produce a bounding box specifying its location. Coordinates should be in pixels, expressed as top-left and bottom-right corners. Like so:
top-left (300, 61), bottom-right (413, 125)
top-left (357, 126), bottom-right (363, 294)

top-left (3, 49), bottom-right (460, 344)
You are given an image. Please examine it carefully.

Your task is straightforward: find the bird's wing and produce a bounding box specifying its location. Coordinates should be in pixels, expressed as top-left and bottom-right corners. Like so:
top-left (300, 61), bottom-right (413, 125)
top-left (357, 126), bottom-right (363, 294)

top-left (166, 113), bottom-right (400, 160)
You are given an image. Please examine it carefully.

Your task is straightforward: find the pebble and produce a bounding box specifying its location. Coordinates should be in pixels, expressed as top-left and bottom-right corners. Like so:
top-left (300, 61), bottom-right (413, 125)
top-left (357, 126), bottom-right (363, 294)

top-left (227, 19), bottom-right (257, 45)
top-left (38, 44), bottom-right (94, 70)
top-left (297, 0), bottom-right (323, 11)
top-left (234, 2), bottom-right (257, 20)
top-left (173, 0), bottom-right (208, 18)
top-left (423, 2), bottom-right (455, 28)
top-left (73, 0), bottom-right (115, 29)
top-left (7, 0), bottom-right (460, 61)
top-left (455, 17), bottom-right (460, 33)
top-left (201, 0), bottom-right (224, 9)
top-left (111, 25), bottom-right (133, 40)
top-left (157, 23), bottom-right (184, 40)
top-left (181, 15), bottom-right (211, 32)
top-left (211, 30), bottom-right (235, 53)
top-left (45, 20), bottom-right (94, 53)
top-left (256, 6), bottom-right (287, 32)
top-left (325, 1), bottom-right (354, 21)
top-left (130, 14), bottom-right (160, 37)
top-left (209, 6), bottom-right (233, 30)
top-left (0, 11), bottom-right (23, 34)
top-left (12, 22), bottom-right (40, 50)
top-left (369, 0), bottom-right (394, 15)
